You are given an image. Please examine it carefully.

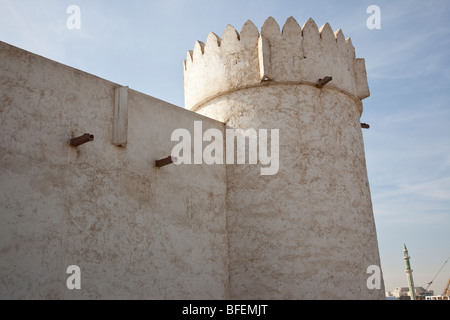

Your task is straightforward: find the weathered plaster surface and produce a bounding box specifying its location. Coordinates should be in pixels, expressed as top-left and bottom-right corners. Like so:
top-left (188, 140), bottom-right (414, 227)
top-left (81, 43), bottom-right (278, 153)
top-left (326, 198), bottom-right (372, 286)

top-left (0, 41), bottom-right (228, 299)
top-left (186, 17), bottom-right (384, 300)
top-left (196, 85), bottom-right (383, 299)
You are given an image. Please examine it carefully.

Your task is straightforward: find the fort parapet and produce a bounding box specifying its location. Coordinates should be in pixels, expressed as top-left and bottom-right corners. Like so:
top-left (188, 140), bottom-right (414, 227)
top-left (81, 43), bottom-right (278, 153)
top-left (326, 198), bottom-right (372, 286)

top-left (184, 17), bottom-right (370, 113)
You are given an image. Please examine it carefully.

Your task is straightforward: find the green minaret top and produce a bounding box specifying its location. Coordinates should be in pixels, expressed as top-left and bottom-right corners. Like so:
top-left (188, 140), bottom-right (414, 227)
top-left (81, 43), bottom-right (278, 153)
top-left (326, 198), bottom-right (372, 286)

top-left (403, 243), bottom-right (416, 300)
top-left (404, 244), bottom-right (411, 268)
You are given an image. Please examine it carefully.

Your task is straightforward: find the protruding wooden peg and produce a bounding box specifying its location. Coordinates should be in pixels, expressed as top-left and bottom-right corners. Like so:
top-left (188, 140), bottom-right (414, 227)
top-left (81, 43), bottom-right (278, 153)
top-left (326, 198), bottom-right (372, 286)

top-left (70, 134), bottom-right (94, 147)
top-left (155, 156), bottom-right (178, 168)
top-left (316, 76), bottom-right (333, 88)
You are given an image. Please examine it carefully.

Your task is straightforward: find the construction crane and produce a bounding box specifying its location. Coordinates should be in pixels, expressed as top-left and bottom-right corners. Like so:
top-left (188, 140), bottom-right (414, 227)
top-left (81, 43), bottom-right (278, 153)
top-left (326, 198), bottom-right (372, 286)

top-left (424, 255), bottom-right (450, 291)
top-left (443, 277), bottom-right (450, 297)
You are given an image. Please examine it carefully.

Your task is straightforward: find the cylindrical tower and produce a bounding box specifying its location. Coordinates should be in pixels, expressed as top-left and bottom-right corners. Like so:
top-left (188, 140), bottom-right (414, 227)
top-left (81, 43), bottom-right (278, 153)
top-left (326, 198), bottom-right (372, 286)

top-left (184, 16), bottom-right (384, 299)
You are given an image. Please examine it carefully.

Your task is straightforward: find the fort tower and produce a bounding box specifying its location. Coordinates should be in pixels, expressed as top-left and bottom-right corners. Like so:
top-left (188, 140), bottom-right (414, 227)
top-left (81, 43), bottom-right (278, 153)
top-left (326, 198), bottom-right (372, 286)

top-left (184, 16), bottom-right (384, 299)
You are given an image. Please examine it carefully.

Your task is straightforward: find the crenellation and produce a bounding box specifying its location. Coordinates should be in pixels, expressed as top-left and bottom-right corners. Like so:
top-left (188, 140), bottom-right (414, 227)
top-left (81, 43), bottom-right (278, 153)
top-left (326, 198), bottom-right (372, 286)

top-left (204, 32), bottom-right (221, 56)
top-left (335, 29), bottom-right (347, 54)
top-left (193, 41), bottom-right (205, 60)
top-left (184, 16), bottom-right (370, 111)
top-left (319, 22), bottom-right (338, 78)
top-left (276, 17), bottom-right (303, 83)
top-left (261, 16), bottom-right (281, 40)
top-left (221, 25), bottom-right (240, 52)
top-left (336, 29), bottom-right (356, 93)
top-left (319, 23), bottom-right (335, 41)
top-left (240, 20), bottom-right (259, 48)
top-left (184, 50), bottom-right (193, 71)
top-left (354, 58), bottom-right (370, 99)
top-left (281, 16), bottom-right (302, 40)
top-left (346, 37), bottom-right (356, 59)
top-left (301, 17), bottom-right (320, 55)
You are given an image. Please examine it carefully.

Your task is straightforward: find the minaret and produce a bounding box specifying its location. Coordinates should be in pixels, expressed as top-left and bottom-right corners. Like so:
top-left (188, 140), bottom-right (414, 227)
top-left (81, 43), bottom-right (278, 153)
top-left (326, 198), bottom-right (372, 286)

top-left (403, 244), bottom-right (416, 300)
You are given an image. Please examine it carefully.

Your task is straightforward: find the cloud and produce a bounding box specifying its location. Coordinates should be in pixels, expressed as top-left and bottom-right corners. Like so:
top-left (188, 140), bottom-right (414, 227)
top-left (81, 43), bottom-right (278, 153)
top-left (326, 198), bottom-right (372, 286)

top-left (374, 176), bottom-right (450, 203)
top-left (356, 0), bottom-right (450, 81)
top-left (365, 30), bottom-right (450, 80)
top-left (0, 1), bottom-right (74, 62)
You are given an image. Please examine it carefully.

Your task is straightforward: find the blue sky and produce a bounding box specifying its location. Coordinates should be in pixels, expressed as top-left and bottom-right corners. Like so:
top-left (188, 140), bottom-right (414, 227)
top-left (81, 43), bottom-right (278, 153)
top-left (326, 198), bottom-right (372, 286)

top-left (1, 0), bottom-right (449, 296)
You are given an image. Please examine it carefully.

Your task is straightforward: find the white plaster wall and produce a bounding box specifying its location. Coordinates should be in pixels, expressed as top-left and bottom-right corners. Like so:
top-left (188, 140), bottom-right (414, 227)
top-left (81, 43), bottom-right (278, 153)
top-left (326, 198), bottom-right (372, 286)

top-left (0, 41), bottom-right (228, 299)
top-left (196, 84), bottom-right (385, 299)
top-left (184, 16), bottom-right (384, 300)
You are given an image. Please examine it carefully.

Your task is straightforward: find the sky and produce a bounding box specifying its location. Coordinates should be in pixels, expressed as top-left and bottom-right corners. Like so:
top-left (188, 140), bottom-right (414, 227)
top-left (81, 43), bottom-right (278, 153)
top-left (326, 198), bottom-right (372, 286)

top-left (1, 0), bottom-right (449, 297)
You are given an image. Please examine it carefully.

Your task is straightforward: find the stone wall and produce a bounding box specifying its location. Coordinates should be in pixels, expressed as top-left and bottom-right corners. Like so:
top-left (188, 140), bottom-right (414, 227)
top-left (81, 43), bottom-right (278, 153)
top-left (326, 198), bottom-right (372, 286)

top-left (0, 41), bottom-right (228, 299)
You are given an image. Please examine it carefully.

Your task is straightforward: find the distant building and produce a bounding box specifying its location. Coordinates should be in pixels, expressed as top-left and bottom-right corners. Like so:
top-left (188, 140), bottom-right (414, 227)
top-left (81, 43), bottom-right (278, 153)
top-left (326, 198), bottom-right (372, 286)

top-left (425, 295), bottom-right (449, 300)
top-left (388, 287), bottom-right (434, 300)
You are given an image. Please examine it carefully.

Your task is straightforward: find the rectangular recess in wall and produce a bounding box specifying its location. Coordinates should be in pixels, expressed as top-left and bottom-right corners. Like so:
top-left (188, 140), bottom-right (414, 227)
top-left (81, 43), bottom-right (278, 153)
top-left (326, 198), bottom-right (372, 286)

top-left (113, 86), bottom-right (128, 146)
